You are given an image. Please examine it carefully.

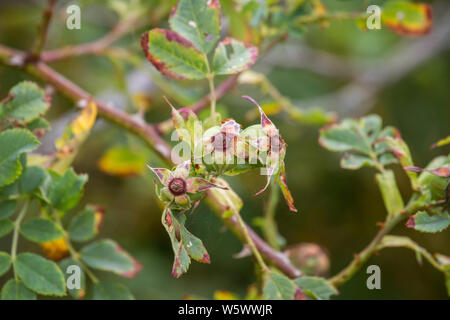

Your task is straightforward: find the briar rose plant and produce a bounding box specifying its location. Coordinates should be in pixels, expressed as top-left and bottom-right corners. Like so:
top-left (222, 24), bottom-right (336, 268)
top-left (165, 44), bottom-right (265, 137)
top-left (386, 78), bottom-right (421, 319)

top-left (0, 0), bottom-right (448, 301)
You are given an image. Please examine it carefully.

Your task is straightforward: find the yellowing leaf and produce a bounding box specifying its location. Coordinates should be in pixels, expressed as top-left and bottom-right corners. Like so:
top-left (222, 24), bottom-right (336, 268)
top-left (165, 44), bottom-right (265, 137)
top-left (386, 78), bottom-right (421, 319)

top-left (41, 238), bottom-right (70, 261)
top-left (382, 1), bottom-right (432, 36)
top-left (214, 290), bottom-right (238, 300)
top-left (98, 147), bottom-right (147, 177)
top-left (52, 101), bottom-right (97, 173)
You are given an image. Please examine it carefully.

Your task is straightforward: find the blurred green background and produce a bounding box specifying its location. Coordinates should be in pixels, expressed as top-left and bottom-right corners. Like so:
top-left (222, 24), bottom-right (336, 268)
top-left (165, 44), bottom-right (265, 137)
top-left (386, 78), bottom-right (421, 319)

top-left (0, 0), bottom-right (449, 299)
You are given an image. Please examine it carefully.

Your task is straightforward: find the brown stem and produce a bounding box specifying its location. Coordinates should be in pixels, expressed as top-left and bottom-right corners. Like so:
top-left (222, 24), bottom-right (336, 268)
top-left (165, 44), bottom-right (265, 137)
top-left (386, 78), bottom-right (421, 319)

top-left (0, 43), bottom-right (302, 279)
top-left (40, 14), bottom-right (141, 62)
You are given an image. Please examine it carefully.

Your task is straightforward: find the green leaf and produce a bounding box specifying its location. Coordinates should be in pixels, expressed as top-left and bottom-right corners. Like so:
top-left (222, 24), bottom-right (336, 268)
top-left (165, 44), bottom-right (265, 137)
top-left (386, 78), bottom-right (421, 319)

top-left (20, 218), bottom-right (64, 243)
top-left (80, 239), bottom-right (141, 277)
top-left (294, 276), bottom-right (338, 300)
top-left (376, 170), bottom-right (404, 216)
top-left (68, 208), bottom-right (97, 242)
top-left (319, 120), bottom-right (372, 155)
top-left (0, 200), bottom-right (17, 219)
top-left (1, 279), bottom-right (36, 300)
top-left (340, 154), bottom-right (375, 170)
top-left (417, 155), bottom-right (449, 201)
top-left (47, 168), bottom-right (88, 211)
top-left (0, 128), bottom-right (40, 187)
top-left (141, 28), bottom-right (208, 80)
top-left (0, 252), bottom-right (12, 276)
top-left (407, 211), bottom-right (450, 233)
top-left (92, 281), bottom-right (134, 300)
top-left (212, 38), bottom-right (258, 75)
top-left (18, 166), bottom-right (45, 194)
top-left (383, 136), bottom-right (418, 190)
top-left (382, 1), bottom-right (432, 36)
top-left (0, 219), bottom-right (14, 238)
top-left (263, 271), bottom-right (303, 300)
top-left (169, 0), bottom-right (221, 54)
top-left (0, 81), bottom-right (49, 123)
top-left (161, 208), bottom-right (210, 278)
top-left (14, 252), bottom-right (66, 296)
top-left (26, 117), bottom-right (51, 133)
top-left (59, 258), bottom-right (86, 299)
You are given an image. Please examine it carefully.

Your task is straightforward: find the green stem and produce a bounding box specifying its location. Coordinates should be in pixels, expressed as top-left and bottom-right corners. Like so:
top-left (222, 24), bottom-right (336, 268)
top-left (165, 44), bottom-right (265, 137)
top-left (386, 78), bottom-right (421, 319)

top-left (234, 209), bottom-right (270, 274)
top-left (11, 200), bottom-right (30, 279)
top-left (264, 181), bottom-right (281, 250)
top-left (203, 53), bottom-right (217, 122)
top-left (53, 211), bottom-right (99, 283)
top-left (328, 213), bottom-right (406, 287)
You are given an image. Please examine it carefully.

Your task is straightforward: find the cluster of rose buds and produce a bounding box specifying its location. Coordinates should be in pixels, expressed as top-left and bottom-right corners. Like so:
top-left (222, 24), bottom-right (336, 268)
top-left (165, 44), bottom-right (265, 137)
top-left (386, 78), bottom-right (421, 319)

top-left (148, 96), bottom-right (297, 212)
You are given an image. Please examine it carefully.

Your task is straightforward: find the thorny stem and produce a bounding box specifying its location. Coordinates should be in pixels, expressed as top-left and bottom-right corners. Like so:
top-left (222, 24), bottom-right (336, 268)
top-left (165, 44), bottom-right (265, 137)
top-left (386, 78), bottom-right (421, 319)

top-left (328, 199), bottom-right (445, 287)
top-left (11, 200), bottom-right (30, 280)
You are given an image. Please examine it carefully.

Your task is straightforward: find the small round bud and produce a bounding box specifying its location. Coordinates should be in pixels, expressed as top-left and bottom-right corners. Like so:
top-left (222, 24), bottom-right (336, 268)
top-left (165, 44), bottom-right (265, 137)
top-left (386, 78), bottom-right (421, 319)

top-left (284, 243), bottom-right (330, 276)
top-left (168, 178), bottom-right (186, 196)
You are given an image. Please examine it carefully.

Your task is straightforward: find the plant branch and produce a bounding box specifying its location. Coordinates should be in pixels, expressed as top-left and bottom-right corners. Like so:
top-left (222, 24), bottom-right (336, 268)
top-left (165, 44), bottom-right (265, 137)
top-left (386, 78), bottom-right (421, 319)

top-left (40, 13), bottom-right (142, 62)
top-left (31, 0), bottom-right (57, 58)
top-left (11, 200), bottom-right (30, 280)
top-left (0, 43), bottom-right (303, 280)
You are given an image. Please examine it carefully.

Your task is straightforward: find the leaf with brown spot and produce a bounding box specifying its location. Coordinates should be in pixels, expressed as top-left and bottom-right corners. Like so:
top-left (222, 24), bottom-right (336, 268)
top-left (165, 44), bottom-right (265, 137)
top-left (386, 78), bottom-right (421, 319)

top-left (382, 1), bottom-right (432, 36)
top-left (213, 38), bottom-right (258, 75)
top-left (141, 29), bottom-right (208, 80)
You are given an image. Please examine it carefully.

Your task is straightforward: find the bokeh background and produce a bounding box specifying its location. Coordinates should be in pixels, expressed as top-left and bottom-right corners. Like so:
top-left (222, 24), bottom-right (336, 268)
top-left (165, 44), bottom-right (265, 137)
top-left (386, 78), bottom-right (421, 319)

top-left (0, 0), bottom-right (449, 299)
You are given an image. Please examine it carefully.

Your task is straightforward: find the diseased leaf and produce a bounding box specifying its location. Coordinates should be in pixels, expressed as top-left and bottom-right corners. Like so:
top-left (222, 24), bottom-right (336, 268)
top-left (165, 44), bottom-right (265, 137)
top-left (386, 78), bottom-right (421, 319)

top-left (0, 252), bottom-right (12, 276)
top-left (53, 101), bottom-right (97, 174)
top-left (161, 208), bottom-right (210, 278)
top-left (141, 28), bottom-right (208, 80)
top-left (47, 168), bottom-right (88, 211)
top-left (382, 1), bottom-right (432, 36)
top-left (41, 237), bottom-right (69, 261)
top-left (383, 136), bottom-right (418, 190)
top-left (0, 128), bottom-right (40, 187)
top-left (80, 239), bottom-right (141, 278)
top-left (418, 155), bottom-right (449, 201)
top-left (20, 218), bottom-right (64, 243)
top-left (169, 0), bottom-right (221, 54)
top-left (92, 281), bottom-right (134, 300)
top-left (1, 279), bottom-right (36, 300)
top-left (0, 219), bottom-right (14, 238)
top-left (319, 120), bottom-right (372, 155)
top-left (14, 253), bottom-right (66, 296)
top-left (294, 276), bottom-right (338, 300)
top-left (59, 258), bottom-right (86, 299)
top-left (0, 200), bottom-right (17, 219)
top-left (98, 147), bottom-right (147, 177)
top-left (0, 81), bottom-right (49, 123)
top-left (406, 211), bottom-right (450, 233)
top-left (212, 38), bottom-right (258, 75)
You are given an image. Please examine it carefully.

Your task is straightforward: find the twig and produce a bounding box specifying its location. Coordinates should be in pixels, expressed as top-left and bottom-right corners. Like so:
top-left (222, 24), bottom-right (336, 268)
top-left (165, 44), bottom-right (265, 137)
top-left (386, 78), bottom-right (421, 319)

top-left (40, 13), bottom-right (142, 62)
top-left (0, 43), bottom-right (303, 280)
top-left (31, 0), bottom-right (57, 58)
